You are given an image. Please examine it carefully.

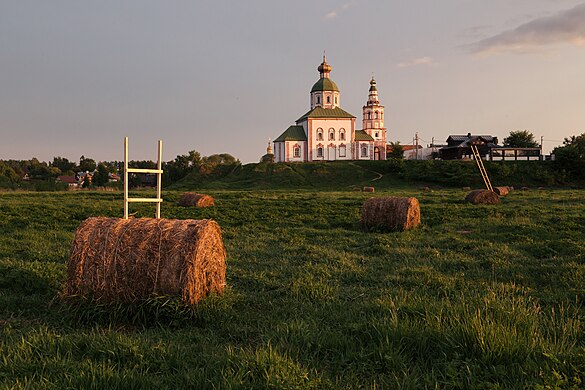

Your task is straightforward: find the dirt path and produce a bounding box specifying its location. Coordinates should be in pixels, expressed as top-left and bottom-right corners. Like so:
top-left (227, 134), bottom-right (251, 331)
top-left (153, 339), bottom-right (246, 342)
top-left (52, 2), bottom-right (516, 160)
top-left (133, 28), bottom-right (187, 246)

top-left (348, 162), bottom-right (383, 182)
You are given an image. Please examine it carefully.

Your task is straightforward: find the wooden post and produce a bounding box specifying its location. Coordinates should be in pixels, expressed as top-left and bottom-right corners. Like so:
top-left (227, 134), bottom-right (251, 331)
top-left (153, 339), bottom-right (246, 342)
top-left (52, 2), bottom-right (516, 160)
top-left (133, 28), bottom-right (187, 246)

top-left (124, 136), bottom-right (129, 219)
top-left (156, 140), bottom-right (162, 219)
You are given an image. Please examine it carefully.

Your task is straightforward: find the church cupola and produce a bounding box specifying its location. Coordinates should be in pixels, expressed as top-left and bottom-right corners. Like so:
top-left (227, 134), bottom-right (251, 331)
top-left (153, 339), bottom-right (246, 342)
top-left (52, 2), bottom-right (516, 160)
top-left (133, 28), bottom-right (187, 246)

top-left (367, 77), bottom-right (379, 105)
top-left (310, 54), bottom-right (340, 110)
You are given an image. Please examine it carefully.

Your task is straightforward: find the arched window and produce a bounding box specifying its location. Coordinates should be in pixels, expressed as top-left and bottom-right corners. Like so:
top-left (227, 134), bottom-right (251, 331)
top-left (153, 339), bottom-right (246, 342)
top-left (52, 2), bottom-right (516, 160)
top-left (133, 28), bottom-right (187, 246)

top-left (339, 144), bottom-right (346, 157)
top-left (317, 128), bottom-right (323, 141)
top-left (293, 146), bottom-right (301, 158)
top-left (361, 145), bottom-right (368, 157)
top-left (329, 128), bottom-right (335, 141)
top-left (367, 112), bottom-right (372, 120)
top-left (335, 96), bottom-right (338, 105)
top-left (327, 95), bottom-right (331, 104)
top-left (339, 129), bottom-right (346, 141)
top-left (317, 147), bottom-right (324, 158)
top-left (374, 111), bottom-right (379, 119)
top-left (316, 96), bottom-right (320, 105)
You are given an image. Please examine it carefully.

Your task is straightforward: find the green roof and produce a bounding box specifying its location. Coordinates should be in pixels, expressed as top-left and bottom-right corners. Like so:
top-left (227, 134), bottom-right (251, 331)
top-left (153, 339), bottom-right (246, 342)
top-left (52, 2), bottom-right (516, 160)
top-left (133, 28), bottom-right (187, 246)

top-left (274, 125), bottom-right (307, 142)
top-left (354, 130), bottom-right (374, 141)
top-left (296, 107), bottom-right (355, 122)
top-left (311, 78), bottom-right (339, 92)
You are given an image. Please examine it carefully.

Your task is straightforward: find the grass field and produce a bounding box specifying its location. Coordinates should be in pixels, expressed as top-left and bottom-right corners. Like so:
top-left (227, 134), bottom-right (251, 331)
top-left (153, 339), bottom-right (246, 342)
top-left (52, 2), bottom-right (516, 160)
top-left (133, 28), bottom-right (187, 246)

top-left (1, 188), bottom-right (584, 388)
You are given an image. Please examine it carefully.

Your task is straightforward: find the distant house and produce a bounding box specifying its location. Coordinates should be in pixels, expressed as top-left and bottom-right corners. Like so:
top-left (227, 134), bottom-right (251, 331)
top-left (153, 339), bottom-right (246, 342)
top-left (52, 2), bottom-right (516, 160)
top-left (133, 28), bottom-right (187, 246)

top-left (386, 144), bottom-right (424, 159)
top-left (439, 133), bottom-right (499, 160)
top-left (108, 173), bottom-right (120, 182)
top-left (439, 133), bottom-right (542, 161)
top-left (56, 175), bottom-right (79, 188)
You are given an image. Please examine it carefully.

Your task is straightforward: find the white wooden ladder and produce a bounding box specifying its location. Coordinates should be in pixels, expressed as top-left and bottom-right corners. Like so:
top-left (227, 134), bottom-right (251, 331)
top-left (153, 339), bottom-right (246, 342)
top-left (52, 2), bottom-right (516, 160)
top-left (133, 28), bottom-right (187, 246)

top-left (470, 144), bottom-right (493, 192)
top-left (123, 137), bottom-right (163, 219)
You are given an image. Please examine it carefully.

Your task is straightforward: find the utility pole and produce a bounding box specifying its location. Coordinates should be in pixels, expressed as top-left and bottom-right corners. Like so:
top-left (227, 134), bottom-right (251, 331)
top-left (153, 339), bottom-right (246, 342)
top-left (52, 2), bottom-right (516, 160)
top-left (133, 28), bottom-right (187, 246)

top-left (540, 135), bottom-right (544, 160)
top-left (415, 132), bottom-right (419, 160)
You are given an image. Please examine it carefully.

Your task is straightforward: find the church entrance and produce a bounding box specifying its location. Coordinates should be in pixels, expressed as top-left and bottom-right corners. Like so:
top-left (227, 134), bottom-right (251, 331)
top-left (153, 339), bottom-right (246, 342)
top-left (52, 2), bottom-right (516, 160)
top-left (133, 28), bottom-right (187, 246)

top-left (374, 147), bottom-right (381, 160)
top-left (328, 145), bottom-right (336, 161)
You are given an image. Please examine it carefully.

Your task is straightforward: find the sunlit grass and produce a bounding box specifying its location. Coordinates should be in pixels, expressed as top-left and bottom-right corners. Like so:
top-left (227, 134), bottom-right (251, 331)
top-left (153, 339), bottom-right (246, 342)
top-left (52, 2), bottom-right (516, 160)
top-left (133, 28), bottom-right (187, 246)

top-left (1, 188), bottom-right (584, 388)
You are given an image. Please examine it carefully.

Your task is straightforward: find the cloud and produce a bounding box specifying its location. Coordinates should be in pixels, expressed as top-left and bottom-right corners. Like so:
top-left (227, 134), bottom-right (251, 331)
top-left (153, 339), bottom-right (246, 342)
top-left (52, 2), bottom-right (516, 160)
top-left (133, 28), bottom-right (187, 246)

top-left (471, 3), bottom-right (585, 55)
top-left (325, 11), bottom-right (338, 20)
top-left (324, 1), bottom-right (356, 20)
top-left (396, 57), bottom-right (434, 68)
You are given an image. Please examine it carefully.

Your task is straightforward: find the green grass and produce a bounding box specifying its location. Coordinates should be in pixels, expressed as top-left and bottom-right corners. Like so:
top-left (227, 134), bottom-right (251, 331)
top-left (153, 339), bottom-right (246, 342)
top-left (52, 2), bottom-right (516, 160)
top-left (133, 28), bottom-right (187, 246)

top-left (1, 188), bottom-right (584, 388)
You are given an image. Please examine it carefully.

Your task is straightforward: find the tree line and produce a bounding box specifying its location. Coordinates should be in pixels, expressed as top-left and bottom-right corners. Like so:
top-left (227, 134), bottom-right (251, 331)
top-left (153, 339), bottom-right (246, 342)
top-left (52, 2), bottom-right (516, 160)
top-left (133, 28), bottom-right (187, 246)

top-left (0, 151), bottom-right (240, 189)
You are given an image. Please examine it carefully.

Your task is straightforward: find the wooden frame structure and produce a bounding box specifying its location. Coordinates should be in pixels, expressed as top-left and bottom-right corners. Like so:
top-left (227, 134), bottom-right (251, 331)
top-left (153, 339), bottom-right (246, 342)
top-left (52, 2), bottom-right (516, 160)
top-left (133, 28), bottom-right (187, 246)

top-left (123, 137), bottom-right (163, 219)
top-left (470, 144), bottom-right (493, 192)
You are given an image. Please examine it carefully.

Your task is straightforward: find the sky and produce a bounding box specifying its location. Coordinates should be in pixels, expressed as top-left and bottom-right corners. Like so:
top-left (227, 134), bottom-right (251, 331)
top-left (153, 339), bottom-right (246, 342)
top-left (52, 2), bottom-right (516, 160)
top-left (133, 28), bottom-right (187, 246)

top-left (1, 0), bottom-right (584, 163)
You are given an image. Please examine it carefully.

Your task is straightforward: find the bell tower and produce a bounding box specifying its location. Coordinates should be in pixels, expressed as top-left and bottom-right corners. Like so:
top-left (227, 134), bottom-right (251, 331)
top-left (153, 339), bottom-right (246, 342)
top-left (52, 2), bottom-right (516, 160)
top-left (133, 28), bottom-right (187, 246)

top-left (362, 77), bottom-right (387, 159)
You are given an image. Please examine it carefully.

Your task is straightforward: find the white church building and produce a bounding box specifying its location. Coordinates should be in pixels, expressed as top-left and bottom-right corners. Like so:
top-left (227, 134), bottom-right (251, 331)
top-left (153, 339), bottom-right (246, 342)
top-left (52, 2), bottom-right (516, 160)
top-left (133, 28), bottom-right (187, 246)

top-left (273, 56), bottom-right (387, 162)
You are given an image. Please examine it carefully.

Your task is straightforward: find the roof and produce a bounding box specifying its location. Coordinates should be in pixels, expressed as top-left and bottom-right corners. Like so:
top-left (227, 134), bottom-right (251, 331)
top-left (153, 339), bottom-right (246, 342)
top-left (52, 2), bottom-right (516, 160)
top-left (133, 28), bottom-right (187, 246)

top-left (354, 130), bottom-right (374, 141)
top-left (274, 125), bottom-right (307, 142)
top-left (446, 134), bottom-right (498, 143)
top-left (57, 175), bottom-right (78, 184)
top-left (311, 78), bottom-right (339, 93)
top-left (387, 144), bottom-right (422, 152)
top-left (441, 135), bottom-right (499, 151)
top-left (296, 107), bottom-right (355, 122)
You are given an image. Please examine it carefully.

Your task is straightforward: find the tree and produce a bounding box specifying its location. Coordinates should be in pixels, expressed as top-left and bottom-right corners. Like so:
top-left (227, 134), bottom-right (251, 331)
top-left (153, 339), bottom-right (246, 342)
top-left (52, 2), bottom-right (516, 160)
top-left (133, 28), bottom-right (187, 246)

top-left (552, 132), bottom-right (585, 180)
top-left (503, 130), bottom-right (539, 148)
top-left (387, 142), bottom-right (404, 159)
top-left (79, 155), bottom-right (96, 172)
top-left (51, 157), bottom-right (76, 173)
top-left (93, 163), bottom-right (110, 187)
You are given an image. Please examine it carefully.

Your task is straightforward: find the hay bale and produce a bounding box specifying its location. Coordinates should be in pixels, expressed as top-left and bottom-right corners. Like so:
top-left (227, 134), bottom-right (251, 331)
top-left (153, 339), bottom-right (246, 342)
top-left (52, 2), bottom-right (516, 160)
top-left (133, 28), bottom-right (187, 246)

top-left (66, 217), bottom-right (226, 305)
top-left (360, 197), bottom-right (420, 231)
top-left (465, 190), bottom-right (500, 205)
top-left (363, 187), bottom-right (375, 193)
top-left (493, 186), bottom-right (509, 196)
top-left (179, 192), bottom-right (215, 207)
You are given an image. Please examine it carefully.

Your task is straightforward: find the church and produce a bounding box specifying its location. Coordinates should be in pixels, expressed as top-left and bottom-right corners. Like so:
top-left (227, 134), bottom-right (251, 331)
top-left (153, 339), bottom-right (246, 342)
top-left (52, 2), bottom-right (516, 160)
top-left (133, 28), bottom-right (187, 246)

top-left (273, 56), bottom-right (387, 162)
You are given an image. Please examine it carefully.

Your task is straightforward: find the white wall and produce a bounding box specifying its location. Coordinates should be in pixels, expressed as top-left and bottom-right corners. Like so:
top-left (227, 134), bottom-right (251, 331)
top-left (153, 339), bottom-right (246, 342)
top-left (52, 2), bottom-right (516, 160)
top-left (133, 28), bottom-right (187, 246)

top-left (308, 118), bottom-right (353, 161)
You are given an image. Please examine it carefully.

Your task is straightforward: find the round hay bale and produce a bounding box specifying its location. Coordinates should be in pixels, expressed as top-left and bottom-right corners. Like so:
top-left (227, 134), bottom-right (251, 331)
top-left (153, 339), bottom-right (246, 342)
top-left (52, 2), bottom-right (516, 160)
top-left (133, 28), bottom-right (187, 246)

top-left (465, 190), bottom-right (500, 205)
top-left (363, 187), bottom-right (375, 193)
top-left (360, 197), bottom-right (420, 232)
top-left (66, 217), bottom-right (226, 305)
top-left (179, 192), bottom-right (215, 207)
top-left (493, 186), bottom-right (509, 196)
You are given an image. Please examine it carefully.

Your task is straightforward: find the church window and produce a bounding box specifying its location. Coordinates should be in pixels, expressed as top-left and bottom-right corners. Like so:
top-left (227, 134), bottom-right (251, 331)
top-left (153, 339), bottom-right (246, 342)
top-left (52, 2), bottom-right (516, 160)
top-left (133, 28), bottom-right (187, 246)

top-left (367, 112), bottom-right (372, 120)
top-left (339, 129), bottom-right (345, 141)
top-left (293, 146), bottom-right (301, 158)
top-left (317, 128), bottom-right (323, 141)
top-left (335, 96), bottom-right (338, 104)
top-left (327, 95), bottom-right (331, 104)
top-left (375, 132), bottom-right (379, 138)
top-left (374, 111), bottom-right (379, 119)
top-left (317, 96), bottom-right (320, 105)
top-left (361, 145), bottom-right (368, 157)
top-left (317, 147), bottom-right (323, 158)
top-left (339, 145), bottom-right (346, 157)
top-left (329, 128), bottom-right (335, 141)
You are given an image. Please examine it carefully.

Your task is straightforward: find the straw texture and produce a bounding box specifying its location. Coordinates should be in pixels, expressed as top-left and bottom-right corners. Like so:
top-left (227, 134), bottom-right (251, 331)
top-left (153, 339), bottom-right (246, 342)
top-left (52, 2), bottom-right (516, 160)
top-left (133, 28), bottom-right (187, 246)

top-left (66, 217), bottom-right (226, 305)
top-left (179, 193), bottom-right (215, 207)
top-left (465, 190), bottom-right (500, 205)
top-left (360, 197), bottom-right (420, 231)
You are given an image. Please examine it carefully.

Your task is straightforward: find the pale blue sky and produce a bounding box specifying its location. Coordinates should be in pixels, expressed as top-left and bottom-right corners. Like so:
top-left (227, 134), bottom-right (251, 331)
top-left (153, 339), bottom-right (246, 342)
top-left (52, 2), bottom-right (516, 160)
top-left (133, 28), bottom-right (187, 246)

top-left (1, 0), bottom-right (584, 163)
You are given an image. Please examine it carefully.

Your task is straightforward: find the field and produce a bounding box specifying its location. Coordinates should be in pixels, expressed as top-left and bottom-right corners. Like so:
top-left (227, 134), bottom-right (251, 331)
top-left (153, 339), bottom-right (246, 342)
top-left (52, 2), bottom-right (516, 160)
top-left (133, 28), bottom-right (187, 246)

top-left (1, 187), bottom-right (584, 388)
